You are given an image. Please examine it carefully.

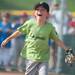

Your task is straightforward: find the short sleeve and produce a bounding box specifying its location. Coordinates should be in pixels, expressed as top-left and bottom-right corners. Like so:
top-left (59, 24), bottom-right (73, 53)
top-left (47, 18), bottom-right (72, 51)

top-left (49, 26), bottom-right (59, 40)
top-left (17, 19), bottom-right (32, 34)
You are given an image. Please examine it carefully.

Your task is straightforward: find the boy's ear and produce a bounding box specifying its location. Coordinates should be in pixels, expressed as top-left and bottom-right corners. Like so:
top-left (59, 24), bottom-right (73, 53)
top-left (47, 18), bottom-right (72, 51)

top-left (47, 13), bottom-right (50, 19)
top-left (49, 13), bottom-right (51, 17)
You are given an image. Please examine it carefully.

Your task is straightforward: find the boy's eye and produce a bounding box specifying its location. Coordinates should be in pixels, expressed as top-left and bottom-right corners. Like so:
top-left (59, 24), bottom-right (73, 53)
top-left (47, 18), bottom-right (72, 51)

top-left (36, 9), bottom-right (39, 10)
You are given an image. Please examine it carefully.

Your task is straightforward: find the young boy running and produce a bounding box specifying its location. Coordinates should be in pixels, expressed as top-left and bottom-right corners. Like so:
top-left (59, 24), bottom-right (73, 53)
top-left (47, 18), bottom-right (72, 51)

top-left (1, 2), bottom-right (74, 75)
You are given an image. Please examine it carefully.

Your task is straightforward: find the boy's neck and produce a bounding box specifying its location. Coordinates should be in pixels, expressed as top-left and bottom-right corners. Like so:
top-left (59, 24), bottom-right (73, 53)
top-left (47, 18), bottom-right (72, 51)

top-left (36, 19), bottom-right (46, 26)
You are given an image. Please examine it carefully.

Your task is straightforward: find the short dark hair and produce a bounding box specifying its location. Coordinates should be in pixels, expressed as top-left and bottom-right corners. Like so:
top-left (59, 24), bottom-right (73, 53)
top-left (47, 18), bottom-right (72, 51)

top-left (34, 2), bottom-right (49, 12)
top-left (2, 12), bottom-right (10, 18)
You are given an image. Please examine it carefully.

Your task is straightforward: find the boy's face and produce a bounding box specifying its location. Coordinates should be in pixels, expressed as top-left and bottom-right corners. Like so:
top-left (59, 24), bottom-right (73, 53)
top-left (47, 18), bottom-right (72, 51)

top-left (34, 6), bottom-right (49, 20)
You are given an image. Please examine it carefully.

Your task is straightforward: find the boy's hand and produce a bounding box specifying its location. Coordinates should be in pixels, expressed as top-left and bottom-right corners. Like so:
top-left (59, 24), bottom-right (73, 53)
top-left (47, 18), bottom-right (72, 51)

top-left (1, 39), bottom-right (8, 48)
top-left (65, 48), bottom-right (75, 65)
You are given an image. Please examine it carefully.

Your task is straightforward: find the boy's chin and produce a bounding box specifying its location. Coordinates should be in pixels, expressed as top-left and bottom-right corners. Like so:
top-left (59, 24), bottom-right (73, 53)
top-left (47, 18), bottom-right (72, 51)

top-left (37, 16), bottom-right (43, 19)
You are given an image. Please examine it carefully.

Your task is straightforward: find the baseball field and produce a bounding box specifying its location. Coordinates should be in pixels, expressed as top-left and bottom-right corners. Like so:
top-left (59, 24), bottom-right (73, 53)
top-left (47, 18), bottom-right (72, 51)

top-left (0, 72), bottom-right (67, 75)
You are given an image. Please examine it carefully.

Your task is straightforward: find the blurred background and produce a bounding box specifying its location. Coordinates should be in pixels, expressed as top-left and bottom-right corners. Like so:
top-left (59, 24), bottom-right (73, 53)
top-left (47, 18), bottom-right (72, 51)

top-left (0, 0), bottom-right (75, 75)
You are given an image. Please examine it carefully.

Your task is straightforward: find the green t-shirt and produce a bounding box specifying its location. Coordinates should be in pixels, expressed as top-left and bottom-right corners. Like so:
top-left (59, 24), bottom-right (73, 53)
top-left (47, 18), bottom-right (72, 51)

top-left (17, 19), bottom-right (59, 62)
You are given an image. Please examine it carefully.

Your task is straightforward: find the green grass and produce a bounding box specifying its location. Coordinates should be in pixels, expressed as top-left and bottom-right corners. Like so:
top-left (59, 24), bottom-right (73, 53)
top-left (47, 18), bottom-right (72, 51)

top-left (0, 0), bottom-right (75, 11)
top-left (0, 0), bottom-right (46, 10)
top-left (67, 0), bottom-right (75, 11)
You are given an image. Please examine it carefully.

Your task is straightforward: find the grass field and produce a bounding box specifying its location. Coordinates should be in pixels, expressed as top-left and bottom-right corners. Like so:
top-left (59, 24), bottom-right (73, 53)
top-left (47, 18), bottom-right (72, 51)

top-left (0, 0), bottom-right (75, 11)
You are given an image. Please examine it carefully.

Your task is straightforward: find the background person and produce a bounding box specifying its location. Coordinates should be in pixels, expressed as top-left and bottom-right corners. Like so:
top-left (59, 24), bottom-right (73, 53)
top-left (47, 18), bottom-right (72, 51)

top-left (0, 12), bottom-right (12, 71)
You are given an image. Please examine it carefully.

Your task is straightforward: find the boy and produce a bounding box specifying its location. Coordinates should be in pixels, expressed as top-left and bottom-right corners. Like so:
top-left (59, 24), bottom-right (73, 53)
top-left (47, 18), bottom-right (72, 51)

top-left (1, 2), bottom-right (74, 75)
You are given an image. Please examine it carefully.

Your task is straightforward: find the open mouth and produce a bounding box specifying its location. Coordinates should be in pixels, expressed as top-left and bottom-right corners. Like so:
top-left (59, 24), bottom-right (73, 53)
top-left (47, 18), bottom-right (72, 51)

top-left (37, 14), bottom-right (42, 16)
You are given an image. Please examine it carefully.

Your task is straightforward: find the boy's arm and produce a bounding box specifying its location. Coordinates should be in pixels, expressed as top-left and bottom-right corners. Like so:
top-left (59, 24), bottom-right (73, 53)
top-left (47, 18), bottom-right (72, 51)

top-left (54, 38), bottom-right (69, 51)
top-left (54, 38), bottom-right (75, 64)
top-left (1, 30), bottom-right (21, 47)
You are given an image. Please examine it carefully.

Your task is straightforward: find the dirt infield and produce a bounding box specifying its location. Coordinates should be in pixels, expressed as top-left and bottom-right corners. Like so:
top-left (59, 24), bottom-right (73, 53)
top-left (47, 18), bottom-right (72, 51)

top-left (0, 72), bottom-right (66, 75)
top-left (0, 72), bottom-right (24, 75)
